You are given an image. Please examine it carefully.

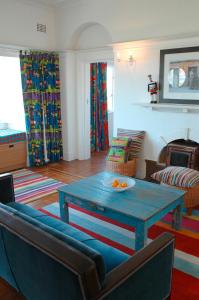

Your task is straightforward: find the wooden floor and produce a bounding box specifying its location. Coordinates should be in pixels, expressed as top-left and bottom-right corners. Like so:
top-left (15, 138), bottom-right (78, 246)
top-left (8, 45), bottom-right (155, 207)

top-left (0, 151), bottom-right (107, 300)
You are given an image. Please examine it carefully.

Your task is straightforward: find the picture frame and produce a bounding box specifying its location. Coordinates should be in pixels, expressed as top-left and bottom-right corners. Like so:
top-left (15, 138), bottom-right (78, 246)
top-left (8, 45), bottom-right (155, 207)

top-left (159, 46), bottom-right (199, 104)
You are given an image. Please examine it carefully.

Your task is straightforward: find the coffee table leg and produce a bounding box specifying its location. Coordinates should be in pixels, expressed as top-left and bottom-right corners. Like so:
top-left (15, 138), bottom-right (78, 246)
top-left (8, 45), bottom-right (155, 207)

top-left (172, 202), bottom-right (183, 230)
top-left (59, 191), bottom-right (69, 223)
top-left (135, 222), bottom-right (147, 251)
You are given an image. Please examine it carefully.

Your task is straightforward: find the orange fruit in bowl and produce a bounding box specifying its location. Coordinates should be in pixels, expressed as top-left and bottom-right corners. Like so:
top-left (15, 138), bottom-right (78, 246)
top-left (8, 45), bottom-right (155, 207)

top-left (111, 179), bottom-right (128, 189)
top-left (112, 179), bottom-right (119, 187)
top-left (121, 182), bottom-right (128, 188)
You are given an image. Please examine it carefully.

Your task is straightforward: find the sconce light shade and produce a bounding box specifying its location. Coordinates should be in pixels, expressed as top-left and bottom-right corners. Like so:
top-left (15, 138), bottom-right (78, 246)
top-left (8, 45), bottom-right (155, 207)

top-left (128, 51), bottom-right (134, 65)
top-left (115, 50), bottom-right (135, 65)
top-left (116, 52), bottom-right (121, 62)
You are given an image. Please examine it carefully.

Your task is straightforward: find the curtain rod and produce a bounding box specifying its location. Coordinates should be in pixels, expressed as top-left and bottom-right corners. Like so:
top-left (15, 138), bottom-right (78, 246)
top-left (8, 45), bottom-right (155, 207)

top-left (0, 44), bottom-right (65, 54)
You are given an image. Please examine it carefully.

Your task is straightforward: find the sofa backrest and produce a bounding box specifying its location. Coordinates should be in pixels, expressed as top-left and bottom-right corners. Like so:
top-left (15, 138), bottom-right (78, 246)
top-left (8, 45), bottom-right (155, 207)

top-left (0, 204), bottom-right (102, 300)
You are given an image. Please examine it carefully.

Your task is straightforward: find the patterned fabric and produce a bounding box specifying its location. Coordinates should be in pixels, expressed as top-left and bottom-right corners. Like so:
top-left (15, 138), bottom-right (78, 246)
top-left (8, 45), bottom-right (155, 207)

top-left (151, 166), bottom-right (199, 187)
top-left (90, 63), bottom-right (109, 152)
top-left (117, 129), bottom-right (145, 159)
top-left (13, 169), bottom-right (64, 204)
top-left (20, 51), bottom-right (63, 166)
top-left (111, 136), bottom-right (130, 147)
top-left (0, 129), bottom-right (26, 145)
top-left (106, 147), bottom-right (128, 163)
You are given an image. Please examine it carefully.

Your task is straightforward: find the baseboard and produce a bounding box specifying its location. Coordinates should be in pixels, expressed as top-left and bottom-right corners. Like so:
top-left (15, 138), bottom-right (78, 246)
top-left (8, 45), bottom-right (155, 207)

top-left (63, 151), bottom-right (78, 161)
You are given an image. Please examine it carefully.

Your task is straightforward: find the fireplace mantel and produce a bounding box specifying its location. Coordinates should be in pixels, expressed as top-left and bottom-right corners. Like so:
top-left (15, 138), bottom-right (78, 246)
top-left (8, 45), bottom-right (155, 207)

top-left (132, 103), bottom-right (199, 113)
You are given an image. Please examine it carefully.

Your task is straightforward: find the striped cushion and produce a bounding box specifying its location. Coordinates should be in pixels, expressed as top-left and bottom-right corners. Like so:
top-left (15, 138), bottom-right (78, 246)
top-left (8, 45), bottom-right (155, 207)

top-left (106, 147), bottom-right (128, 163)
top-left (117, 129), bottom-right (145, 159)
top-left (151, 166), bottom-right (199, 188)
top-left (111, 136), bottom-right (131, 147)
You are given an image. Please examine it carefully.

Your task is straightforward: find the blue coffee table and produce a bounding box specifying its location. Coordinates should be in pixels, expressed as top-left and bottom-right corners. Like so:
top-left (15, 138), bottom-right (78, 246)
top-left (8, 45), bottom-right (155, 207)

top-left (58, 172), bottom-right (185, 251)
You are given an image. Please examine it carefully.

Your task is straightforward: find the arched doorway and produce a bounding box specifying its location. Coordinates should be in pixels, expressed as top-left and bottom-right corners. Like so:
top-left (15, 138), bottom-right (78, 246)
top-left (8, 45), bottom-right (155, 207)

top-left (71, 22), bottom-right (114, 159)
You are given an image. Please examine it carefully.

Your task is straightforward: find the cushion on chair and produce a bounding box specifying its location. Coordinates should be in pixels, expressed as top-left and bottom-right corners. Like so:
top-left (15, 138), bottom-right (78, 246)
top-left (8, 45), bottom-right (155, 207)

top-left (151, 166), bottom-right (199, 188)
top-left (117, 128), bottom-right (145, 159)
top-left (106, 147), bottom-right (129, 163)
top-left (111, 137), bottom-right (131, 147)
top-left (7, 202), bottom-right (129, 279)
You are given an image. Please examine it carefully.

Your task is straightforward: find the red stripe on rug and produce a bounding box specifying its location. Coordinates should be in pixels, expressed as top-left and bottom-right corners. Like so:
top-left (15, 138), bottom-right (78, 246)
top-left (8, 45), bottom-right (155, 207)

top-left (148, 225), bottom-right (199, 258)
top-left (14, 176), bottom-right (50, 187)
top-left (13, 173), bottom-right (43, 181)
top-left (163, 213), bottom-right (199, 232)
top-left (16, 184), bottom-right (62, 202)
top-left (172, 269), bottom-right (199, 300)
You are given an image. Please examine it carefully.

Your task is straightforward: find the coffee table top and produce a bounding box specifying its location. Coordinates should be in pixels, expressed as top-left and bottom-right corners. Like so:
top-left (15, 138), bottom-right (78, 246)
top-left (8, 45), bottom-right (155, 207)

top-left (58, 172), bottom-right (185, 221)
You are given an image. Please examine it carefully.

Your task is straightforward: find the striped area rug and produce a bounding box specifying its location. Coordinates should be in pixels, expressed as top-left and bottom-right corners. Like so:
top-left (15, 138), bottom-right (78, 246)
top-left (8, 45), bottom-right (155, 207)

top-left (13, 169), bottom-right (64, 204)
top-left (40, 202), bottom-right (199, 300)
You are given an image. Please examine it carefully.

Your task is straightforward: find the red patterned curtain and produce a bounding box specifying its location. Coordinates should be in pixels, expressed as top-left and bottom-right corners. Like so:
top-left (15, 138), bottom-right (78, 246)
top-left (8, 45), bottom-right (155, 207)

top-left (90, 62), bottom-right (109, 152)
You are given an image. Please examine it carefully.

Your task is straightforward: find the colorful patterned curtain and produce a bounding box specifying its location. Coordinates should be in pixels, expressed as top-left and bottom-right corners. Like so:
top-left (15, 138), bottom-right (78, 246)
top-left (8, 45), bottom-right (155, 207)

top-left (90, 63), bottom-right (109, 152)
top-left (20, 51), bottom-right (63, 166)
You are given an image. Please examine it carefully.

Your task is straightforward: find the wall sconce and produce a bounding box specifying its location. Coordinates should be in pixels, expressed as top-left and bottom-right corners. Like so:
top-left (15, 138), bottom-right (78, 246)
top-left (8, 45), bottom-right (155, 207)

top-left (116, 52), bottom-right (121, 62)
top-left (128, 51), bottom-right (134, 65)
top-left (116, 50), bottom-right (134, 65)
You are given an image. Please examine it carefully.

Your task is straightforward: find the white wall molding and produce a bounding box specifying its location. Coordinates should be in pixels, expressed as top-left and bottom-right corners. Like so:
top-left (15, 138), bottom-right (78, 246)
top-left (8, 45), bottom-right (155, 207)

top-left (75, 46), bottom-right (112, 54)
top-left (112, 35), bottom-right (199, 51)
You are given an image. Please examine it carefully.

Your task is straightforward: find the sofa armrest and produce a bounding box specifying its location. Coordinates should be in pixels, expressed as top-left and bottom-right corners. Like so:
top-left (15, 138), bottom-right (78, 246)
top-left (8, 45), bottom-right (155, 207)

top-left (0, 173), bottom-right (15, 204)
top-left (95, 232), bottom-right (175, 300)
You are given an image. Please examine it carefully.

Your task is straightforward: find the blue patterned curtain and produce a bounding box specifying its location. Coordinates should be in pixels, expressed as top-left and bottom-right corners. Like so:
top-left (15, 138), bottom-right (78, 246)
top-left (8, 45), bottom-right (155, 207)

top-left (90, 63), bottom-right (109, 152)
top-left (20, 51), bottom-right (63, 166)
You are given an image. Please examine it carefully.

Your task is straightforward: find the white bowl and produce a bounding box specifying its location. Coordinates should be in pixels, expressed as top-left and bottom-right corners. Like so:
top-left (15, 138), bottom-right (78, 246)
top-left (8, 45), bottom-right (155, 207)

top-left (102, 176), bottom-right (136, 192)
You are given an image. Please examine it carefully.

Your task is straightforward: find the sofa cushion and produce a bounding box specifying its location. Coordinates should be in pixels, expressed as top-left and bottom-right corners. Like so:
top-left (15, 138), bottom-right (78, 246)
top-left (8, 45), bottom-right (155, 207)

top-left (151, 166), bottom-right (199, 188)
top-left (7, 203), bottom-right (129, 278)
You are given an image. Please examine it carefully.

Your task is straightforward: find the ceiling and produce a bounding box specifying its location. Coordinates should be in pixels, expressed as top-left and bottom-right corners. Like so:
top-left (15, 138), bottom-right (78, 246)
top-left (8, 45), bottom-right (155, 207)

top-left (26, 0), bottom-right (66, 6)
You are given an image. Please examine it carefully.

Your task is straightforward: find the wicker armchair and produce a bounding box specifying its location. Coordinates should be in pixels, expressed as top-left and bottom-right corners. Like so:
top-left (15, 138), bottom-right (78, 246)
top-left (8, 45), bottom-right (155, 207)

top-left (106, 129), bottom-right (145, 177)
top-left (106, 159), bottom-right (137, 177)
top-left (174, 184), bottom-right (199, 215)
top-left (162, 182), bottom-right (199, 215)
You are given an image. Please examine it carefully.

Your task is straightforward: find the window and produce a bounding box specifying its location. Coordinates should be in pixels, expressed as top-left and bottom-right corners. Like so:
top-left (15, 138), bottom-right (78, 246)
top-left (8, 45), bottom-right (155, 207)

top-left (107, 63), bottom-right (114, 112)
top-left (0, 55), bottom-right (25, 131)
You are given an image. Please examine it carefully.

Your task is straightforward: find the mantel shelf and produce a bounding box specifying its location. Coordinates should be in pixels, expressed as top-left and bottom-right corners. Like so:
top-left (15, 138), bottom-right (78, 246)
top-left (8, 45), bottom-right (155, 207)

top-left (132, 103), bottom-right (199, 113)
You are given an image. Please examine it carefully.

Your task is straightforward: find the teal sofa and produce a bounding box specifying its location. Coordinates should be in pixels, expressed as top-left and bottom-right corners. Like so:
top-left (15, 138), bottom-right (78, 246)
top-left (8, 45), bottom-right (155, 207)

top-left (0, 174), bottom-right (175, 300)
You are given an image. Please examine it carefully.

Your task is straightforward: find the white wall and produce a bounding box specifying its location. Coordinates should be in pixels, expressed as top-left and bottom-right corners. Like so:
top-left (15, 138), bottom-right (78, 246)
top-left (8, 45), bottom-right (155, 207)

top-left (59, 51), bottom-right (77, 161)
top-left (55, 0), bottom-right (199, 49)
top-left (113, 37), bottom-right (199, 178)
top-left (0, 0), bottom-right (56, 49)
top-left (73, 23), bottom-right (112, 50)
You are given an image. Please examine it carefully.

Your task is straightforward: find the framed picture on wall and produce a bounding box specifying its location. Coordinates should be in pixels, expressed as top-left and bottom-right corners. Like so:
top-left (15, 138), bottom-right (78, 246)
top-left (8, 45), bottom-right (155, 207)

top-left (159, 46), bottom-right (199, 104)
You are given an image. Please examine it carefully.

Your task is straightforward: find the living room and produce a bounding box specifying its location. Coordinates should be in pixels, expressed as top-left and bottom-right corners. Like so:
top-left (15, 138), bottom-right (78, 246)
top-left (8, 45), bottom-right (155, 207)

top-left (0, 0), bottom-right (199, 300)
